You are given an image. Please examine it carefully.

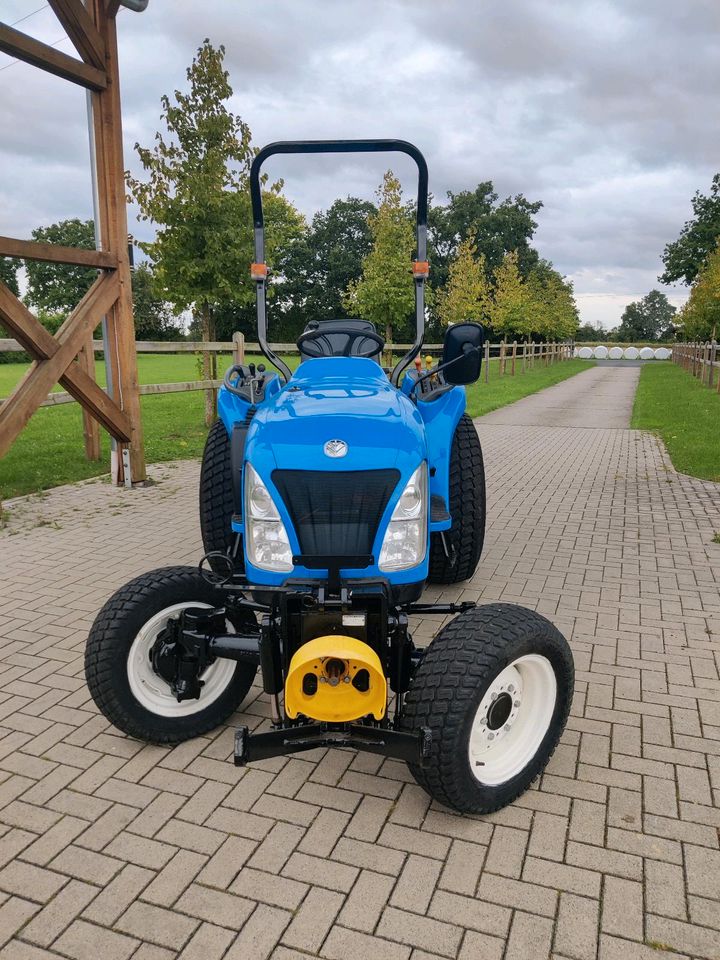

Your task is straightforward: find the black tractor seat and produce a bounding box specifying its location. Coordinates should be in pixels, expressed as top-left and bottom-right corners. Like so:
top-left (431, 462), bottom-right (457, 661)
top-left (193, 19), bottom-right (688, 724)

top-left (297, 319), bottom-right (385, 362)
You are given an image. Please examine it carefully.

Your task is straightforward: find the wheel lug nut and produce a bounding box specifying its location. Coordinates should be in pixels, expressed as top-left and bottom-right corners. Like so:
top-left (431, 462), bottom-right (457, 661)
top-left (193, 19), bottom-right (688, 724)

top-left (514, 699), bottom-right (520, 707)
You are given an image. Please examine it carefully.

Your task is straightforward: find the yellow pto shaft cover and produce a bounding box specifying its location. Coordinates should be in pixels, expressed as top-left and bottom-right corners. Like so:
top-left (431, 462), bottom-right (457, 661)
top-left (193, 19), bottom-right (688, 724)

top-left (285, 636), bottom-right (387, 723)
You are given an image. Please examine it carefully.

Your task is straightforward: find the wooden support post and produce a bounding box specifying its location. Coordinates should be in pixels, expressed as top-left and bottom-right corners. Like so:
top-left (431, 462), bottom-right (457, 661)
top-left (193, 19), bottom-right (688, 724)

top-left (522, 340), bottom-right (527, 374)
top-left (499, 341), bottom-right (506, 376)
top-left (484, 340), bottom-right (489, 382)
top-left (710, 341), bottom-right (716, 390)
top-left (511, 341), bottom-right (517, 376)
top-left (78, 337), bottom-right (101, 460)
top-left (232, 331), bottom-right (245, 366)
top-left (89, 0), bottom-right (145, 483)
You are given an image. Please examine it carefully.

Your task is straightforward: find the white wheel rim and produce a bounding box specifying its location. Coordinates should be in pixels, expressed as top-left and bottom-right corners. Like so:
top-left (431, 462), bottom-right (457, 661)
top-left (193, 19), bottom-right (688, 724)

top-left (127, 602), bottom-right (237, 718)
top-left (468, 654), bottom-right (557, 786)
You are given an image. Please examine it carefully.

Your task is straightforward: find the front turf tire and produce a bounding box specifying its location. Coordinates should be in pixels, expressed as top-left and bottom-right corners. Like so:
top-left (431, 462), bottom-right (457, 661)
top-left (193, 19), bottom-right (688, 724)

top-left (428, 413), bottom-right (485, 584)
top-left (85, 566), bottom-right (257, 744)
top-left (199, 419), bottom-right (242, 572)
top-left (404, 603), bottom-right (574, 814)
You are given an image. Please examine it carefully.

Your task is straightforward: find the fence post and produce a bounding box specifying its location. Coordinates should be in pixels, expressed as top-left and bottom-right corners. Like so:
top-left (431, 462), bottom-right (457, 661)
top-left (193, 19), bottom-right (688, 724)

top-left (484, 341), bottom-right (490, 383)
top-left (500, 341), bottom-right (506, 376)
top-left (710, 341), bottom-right (717, 390)
top-left (233, 331), bottom-right (245, 366)
top-left (522, 340), bottom-right (527, 374)
top-left (511, 341), bottom-right (517, 376)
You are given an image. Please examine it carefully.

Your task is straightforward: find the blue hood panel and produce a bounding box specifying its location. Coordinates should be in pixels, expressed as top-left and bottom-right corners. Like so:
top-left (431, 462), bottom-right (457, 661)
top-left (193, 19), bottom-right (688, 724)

top-left (246, 358), bottom-right (426, 474)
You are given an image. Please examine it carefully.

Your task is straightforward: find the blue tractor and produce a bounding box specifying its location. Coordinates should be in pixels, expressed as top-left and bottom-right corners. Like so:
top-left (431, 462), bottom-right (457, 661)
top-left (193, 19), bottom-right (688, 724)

top-left (86, 141), bottom-right (573, 813)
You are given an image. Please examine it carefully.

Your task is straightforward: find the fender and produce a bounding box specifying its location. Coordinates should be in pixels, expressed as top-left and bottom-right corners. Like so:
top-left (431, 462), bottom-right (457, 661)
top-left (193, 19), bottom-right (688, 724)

top-left (416, 385), bottom-right (467, 532)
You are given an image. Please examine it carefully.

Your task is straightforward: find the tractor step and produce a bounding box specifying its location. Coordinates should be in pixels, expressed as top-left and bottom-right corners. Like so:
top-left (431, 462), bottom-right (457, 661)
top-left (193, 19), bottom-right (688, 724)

top-left (430, 494), bottom-right (450, 523)
top-left (234, 722), bottom-right (432, 767)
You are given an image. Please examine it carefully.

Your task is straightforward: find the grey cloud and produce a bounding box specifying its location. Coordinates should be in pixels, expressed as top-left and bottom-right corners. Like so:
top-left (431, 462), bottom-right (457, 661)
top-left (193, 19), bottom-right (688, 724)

top-left (2, 0), bottom-right (716, 327)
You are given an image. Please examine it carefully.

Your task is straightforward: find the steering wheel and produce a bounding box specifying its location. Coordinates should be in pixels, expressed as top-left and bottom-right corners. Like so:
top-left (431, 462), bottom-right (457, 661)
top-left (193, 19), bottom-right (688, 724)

top-left (297, 326), bottom-right (385, 359)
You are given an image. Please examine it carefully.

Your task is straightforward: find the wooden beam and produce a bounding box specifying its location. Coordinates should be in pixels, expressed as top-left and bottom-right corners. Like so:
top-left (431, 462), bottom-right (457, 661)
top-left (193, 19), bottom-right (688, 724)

top-left (0, 22), bottom-right (106, 90)
top-left (47, 0), bottom-right (105, 70)
top-left (105, 1), bottom-right (122, 17)
top-left (78, 336), bottom-right (102, 460)
top-left (90, 0), bottom-right (145, 483)
top-left (0, 276), bottom-right (131, 456)
top-left (0, 235), bottom-right (116, 269)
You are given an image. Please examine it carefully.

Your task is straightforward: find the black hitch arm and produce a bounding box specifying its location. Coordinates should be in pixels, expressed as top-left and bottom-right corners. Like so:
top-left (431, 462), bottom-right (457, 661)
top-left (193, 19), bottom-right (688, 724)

top-left (234, 722), bottom-right (432, 768)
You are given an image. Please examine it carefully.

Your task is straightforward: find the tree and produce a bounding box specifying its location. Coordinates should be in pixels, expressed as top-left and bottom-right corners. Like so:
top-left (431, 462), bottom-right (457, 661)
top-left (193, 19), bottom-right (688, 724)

top-left (126, 39), bottom-right (302, 423)
top-left (678, 240), bottom-right (720, 340)
top-left (616, 290), bottom-right (676, 342)
top-left (526, 261), bottom-right (579, 340)
top-left (0, 258), bottom-right (19, 297)
top-left (576, 322), bottom-right (607, 341)
top-left (660, 173), bottom-right (720, 285)
top-left (486, 251), bottom-right (529, 337)
top-left (131, 262), bottom-right (184, 340)
top-left (436, 237), bottom-right (490, 328)
top-left (24, 218), bottom-right (96, 314)
top-left (277, 197), bottom-right (376, 337)
top-left (344, 171), bottom-right (418, 344)
top-left (429, 183), bottom-right (542, 294)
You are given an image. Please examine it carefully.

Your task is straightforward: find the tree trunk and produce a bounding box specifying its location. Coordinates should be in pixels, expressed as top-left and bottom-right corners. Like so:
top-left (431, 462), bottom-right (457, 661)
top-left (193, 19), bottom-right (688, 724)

top-left (384, 322), bottom-right (393, 368)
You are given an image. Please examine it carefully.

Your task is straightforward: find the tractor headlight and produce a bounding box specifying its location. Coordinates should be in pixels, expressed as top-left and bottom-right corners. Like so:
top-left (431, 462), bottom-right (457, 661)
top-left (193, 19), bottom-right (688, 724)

top-left (378, 463), bottom-right (427, 571)
top-left (244, 464), bottom-right (294, 572)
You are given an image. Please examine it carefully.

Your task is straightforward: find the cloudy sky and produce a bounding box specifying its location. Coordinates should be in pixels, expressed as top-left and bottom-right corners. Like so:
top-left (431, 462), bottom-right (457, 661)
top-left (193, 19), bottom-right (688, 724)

top-left (1, 0), bottom-right (718, 328)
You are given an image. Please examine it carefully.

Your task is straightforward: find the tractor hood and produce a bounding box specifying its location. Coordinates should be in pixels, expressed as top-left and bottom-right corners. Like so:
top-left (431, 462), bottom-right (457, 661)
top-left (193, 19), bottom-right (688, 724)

top-left (245, 357), bottom-right (426, 474)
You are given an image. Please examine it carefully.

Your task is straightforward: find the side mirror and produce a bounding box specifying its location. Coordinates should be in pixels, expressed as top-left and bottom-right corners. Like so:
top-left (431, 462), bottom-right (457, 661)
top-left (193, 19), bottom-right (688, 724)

top-left (442, 322), bottom-right (484, 385)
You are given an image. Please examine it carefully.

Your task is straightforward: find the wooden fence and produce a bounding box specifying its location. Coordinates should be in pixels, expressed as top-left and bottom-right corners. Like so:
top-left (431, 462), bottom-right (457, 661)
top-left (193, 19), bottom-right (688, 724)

top-left (673, 342), bottom-right (720, 392)
top-left (0, 335), bottom-right (575, 412)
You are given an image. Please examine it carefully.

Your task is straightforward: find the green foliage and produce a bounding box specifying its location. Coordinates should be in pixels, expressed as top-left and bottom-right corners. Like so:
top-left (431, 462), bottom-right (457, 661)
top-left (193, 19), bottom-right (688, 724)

top-left (487, 251), bottom-right (529, 336)
top-left (24, 218), bottom-right (96, 313)
top-left (576, 323), bottom-right (607, 341)
top-left (126, 39), bottom-right (303, 319)
top-left (344, 171), bottom-right (418, 342)
top-left (616, 290), bottom-right (676, 342)
top-left (660, 174), bottom-right (720, 285)
top-left (525, 261), bottom-right (579, 340)
top-left (0, 258), bottom-right (19, 296)
top-left (436, 237), bottom-right (490, 327)
top-left (429, 183), bottom-right (542, 294)
top-left (677, 240), bottom-right (720, 340)
top-left (131, 262), bottom-right (184, 340)
top-left (277, 197), bottom-right (376, 336)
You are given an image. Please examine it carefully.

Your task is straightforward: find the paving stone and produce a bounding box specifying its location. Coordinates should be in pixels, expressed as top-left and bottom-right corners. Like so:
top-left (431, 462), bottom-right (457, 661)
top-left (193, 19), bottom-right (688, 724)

top-left (377, 906), bottom-right (463, 958)
top-left (281, 887), bottom-right (344, 954)
top-left (337, 869), bottom-right (395, 933)
top-left (506, 910), bottom-right (553, 960)
top-left (53, 918), bottom-right (138, 960)
top-left (224, 904), bottom-right (291, 960)
top-left (602, 876), bottom-right (644, 941)
top-left (2, 377), bottom-right (720, 960)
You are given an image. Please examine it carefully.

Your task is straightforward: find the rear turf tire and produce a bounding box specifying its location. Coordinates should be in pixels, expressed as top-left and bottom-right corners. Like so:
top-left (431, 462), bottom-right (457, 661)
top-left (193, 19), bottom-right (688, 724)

top-left (199, 419), bottom-right (242, 572)
top-left (404, 603), bottom-right (574, 814)
top-left (85, 566), bottom-right (257, 744)
top-left (428, 414), bottom-right (485, 584)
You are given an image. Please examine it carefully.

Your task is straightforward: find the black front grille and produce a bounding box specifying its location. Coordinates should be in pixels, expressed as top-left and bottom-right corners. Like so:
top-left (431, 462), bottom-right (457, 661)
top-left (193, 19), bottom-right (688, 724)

top-left (272, 469), bottom-right (400, 558)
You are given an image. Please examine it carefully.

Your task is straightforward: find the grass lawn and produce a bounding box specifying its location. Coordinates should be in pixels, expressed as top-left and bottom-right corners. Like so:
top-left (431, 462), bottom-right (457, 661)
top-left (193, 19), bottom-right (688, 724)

top-left (0, 353), bottom-right (591, 499)
top-left (631, 362), bottom-right (720, 482)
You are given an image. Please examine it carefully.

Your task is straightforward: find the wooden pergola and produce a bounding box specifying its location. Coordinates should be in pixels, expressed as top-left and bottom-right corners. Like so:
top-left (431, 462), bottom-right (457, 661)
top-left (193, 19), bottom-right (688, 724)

top-left (0, 0), bottom-right (145, 485)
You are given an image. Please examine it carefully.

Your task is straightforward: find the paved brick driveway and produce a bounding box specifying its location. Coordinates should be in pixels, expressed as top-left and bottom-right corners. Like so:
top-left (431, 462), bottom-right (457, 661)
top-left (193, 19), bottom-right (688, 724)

top-left (0, 366), bottom-right (719, 959)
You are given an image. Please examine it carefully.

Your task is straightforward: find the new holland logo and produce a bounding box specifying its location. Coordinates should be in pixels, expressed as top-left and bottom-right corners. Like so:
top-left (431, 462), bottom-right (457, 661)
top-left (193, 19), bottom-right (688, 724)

top-left (324, 439), bottom-right (348, 458)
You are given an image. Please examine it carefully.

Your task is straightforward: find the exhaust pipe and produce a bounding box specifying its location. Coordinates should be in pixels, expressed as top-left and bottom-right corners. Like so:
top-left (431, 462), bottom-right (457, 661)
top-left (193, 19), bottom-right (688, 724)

top-left (119, 0), bottom-right (149, 11)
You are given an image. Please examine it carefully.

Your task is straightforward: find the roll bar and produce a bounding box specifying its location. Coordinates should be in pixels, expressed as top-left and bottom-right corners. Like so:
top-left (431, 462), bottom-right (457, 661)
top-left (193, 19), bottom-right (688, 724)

top-left (249, 139), bottom-right (429, 385)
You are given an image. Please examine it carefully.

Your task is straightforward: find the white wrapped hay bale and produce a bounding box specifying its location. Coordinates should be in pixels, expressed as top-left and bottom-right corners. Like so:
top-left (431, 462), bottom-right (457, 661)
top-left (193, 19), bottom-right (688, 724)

top-left (608, 346), bottom-right (624, 359)
top-left (624, 346), bottom-right (640, 360)
top-left (578, 346), bottom-right (594, 359)
top-left (654, 347), bottom-right (671, 360)
top-left (639, 347), bottom-right (655, 360)
top-left (593, 345), bottom-right (609, 359)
